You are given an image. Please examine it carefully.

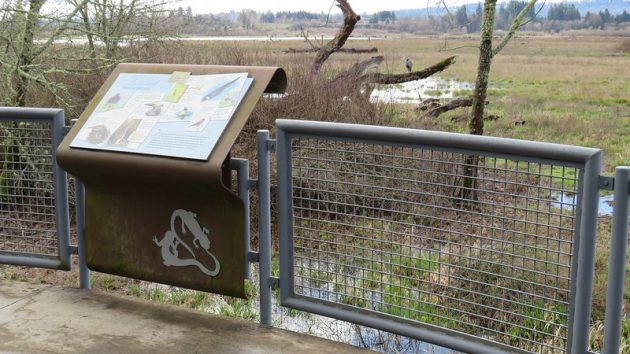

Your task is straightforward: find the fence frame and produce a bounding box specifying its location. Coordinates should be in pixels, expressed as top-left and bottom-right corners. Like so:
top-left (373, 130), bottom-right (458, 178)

top-left (0, 107), bottom-right (70, 270)
top-left (603, 167), bottom-right (630, 354)
top-left (1, 109), bottom-right (627, 354)
top-left (274, 119), bottom-right (603, 354)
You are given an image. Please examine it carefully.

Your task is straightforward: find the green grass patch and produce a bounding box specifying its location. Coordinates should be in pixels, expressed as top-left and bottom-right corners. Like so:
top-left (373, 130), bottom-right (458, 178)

top-left (508, 302), bottom-right (568, 345)
top-left (487, 88), bottom-right (508, 97)
top-left (452, 88), bottom-right (473, 97)
top-left (543, 165), bottom-right (580, 191)
top-left (309, 269), bottom-right (333, 287)
top-left (219, 297), bottom-right (258, 321)
top-left (424, 89), bottom-right (443, 97)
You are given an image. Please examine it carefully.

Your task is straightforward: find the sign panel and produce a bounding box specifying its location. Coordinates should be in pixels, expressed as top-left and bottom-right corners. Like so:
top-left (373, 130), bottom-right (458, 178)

top-left (56, 64), bottom-right (287, 299)
top-left (70, 72), bottom-right (253, 160)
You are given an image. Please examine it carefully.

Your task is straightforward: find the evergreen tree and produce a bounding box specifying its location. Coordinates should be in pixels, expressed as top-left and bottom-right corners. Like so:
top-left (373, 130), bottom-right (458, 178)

top-left (260, 11), bottom-right (275, 23)
top-left (547, 3), bottom-right (581, 21)
top-left (615, 10), bottom-right (630, 23)
top-left (455, 5), bottom-right (469, 26)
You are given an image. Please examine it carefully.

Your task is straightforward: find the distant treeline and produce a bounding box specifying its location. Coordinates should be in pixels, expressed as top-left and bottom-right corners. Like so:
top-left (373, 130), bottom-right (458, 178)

top-left (369, 11), bottom-right (397, 24)
top-left (260, 11), bottom-right (324, 23)
top-left (441, 1), bottom-right (629, 33)
top-left (170, 4), bottom-right (630, 35)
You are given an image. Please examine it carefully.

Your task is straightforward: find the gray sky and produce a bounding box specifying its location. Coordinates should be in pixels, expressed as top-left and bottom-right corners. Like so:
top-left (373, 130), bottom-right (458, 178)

top-left (174, 0), bottom-right (463, 15)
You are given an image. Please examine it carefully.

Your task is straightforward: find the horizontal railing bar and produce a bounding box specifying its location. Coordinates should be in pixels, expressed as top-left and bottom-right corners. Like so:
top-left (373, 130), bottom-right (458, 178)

top-left (278, 119), bottom-right (601, 165)
top-left (0, 107), bottom-right (63, 122)
top-left (0, 252), bottom-right (63, 269)
top-left (283, 296), bottom-right (532, 354)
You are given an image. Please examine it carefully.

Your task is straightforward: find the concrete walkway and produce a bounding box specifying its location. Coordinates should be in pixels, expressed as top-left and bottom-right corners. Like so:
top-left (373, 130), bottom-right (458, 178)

top-left (0, 280), bottom-right (366, 353)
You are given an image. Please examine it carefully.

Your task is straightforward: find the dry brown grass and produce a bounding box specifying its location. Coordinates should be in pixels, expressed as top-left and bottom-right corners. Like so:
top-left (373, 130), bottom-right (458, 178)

top-left (4, 33), bottom-right (629, 352)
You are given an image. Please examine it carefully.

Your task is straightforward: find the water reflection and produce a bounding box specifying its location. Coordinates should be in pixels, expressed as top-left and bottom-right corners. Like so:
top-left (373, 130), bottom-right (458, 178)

top-left (370, 77), bottom-right (473, 104)
top-left (551, 192), bottom-right (617, 217)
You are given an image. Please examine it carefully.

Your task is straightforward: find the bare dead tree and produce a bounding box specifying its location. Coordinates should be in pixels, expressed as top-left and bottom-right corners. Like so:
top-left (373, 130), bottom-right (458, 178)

top-left (310, 0), bottom-right (360, 78)
top-left (469, 0), bottom-right (538, 137)
top-left (458, 0), bottom-right (539, 203)
top-left (303, 0), bottom-right (456, 99)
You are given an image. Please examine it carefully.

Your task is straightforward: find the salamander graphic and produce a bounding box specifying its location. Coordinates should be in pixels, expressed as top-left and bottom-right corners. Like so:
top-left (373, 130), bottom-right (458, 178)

top-left (153, 209), bottom-right (220, 277)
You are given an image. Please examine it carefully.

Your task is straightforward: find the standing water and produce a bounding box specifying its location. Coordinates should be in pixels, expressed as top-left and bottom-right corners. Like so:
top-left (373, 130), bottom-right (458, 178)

top-left (243, 263), bottom-right (459, 353)
top-left (551, 192), bottom-right (619, 217)
top-left (370, 77), bottom-right (473, 104)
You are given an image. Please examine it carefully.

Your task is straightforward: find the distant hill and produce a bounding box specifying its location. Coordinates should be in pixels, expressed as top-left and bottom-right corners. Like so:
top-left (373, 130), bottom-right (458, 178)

top-left (393, 0), bottom-right (629, 18)
top-left (570, 0), bottom-right (629, 15)
top-left (394, 7), bottom-right (447, 19)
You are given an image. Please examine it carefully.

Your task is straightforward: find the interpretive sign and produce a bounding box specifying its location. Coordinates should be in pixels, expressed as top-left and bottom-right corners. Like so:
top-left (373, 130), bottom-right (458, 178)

top-left (56, 63), bottom-right (287, 298)
top-left (70, 72), bottom-right (253, 160)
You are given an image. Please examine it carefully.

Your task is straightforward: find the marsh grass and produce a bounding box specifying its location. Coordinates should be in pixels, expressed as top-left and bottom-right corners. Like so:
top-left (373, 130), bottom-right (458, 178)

top-left (17, 34), bottom-right (628, 168)
top-left (1, 33), bottom-right (628, 353)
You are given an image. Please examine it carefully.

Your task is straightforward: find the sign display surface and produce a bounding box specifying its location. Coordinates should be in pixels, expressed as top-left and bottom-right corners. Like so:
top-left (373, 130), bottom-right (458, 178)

top-left (70, 72), bottom-right (253, 160)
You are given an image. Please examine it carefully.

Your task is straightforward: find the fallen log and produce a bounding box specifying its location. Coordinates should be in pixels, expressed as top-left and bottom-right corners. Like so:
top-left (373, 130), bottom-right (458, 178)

top-left (421, 98), bottom-right (492, 119)
top-left (365, 56), bottom-right (456, 85)
top-left (285, 47), bottom-right (378, 54)
top-left (424, 98), bottom-right (473, 118)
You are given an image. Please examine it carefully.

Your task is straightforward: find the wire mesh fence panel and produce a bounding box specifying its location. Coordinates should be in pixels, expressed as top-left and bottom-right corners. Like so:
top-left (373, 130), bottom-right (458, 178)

top-left (277, 121), bottom-right (600, 354)
top-left (0, 120), bottom-right (59, 256)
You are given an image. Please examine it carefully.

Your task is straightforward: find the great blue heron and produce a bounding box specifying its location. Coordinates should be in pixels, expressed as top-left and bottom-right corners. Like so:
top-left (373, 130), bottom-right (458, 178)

top-left (403, 56), bottom-right (413, 73)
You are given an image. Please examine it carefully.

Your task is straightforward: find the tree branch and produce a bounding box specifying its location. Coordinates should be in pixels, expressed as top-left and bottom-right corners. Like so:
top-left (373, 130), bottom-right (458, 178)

top-left (300, 27), bottom-right (319, 50)
top-left (32, 0), bottom-right (90, 58)
top-left (365, 56), bottom-right (456, 85)
top-left (440, 44), bottom-right (480, 52)
top-left (331, 56), bottom-right (384, 83)
top-left (310, 0), bottom-right (359, 78)
top-left (492, 0), bottom-right (538, 57)
top-left (285, 47), bottom-right (377, 54)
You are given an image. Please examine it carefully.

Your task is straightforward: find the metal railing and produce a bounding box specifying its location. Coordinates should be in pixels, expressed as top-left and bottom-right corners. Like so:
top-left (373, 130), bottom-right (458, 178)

top-left (603, 167), bottom-right (630, 354)
top-left (272, 119), bottom-right (611, 354)
top-left (0, 107), bottom-right (70, 270)
top-left (1, 109), bottom-right (628, 354)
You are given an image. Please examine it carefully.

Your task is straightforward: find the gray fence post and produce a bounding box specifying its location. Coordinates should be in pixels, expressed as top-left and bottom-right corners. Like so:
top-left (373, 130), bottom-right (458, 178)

top-left (52, 110), bottom-right (71, 269)
top-left (571, 152), bottom-right (602, 353)
top-left (231, 158), bottom-right (252, 280)
top-left (603, 166), bottom-right (630, 354)
top-left (75, 179), bottom-right (90, 289)
top-left (257, 130), bottom-right (273, 326)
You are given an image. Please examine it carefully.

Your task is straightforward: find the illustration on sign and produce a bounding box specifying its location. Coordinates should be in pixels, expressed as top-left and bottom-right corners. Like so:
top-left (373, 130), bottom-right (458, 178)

top-left (154, 209), bottom-right (220, 277)
top-left (70, 71), bottom-right (253, 160)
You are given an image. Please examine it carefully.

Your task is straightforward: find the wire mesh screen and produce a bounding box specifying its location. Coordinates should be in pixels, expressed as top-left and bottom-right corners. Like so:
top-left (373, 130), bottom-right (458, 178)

top-left (0, 121), bottom-right (58, 256)
top-left (287, 137), bottom-right (580, 353)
